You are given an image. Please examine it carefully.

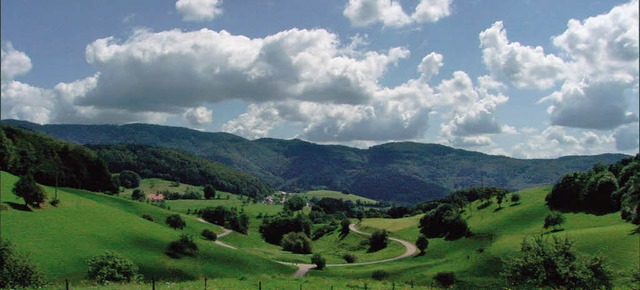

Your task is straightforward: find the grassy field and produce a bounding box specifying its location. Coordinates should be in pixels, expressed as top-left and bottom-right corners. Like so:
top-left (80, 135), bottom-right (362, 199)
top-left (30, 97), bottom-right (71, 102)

top-left (298, 190), bottom-right (378, 204)
top-left (0, 172), bottom-right (292, 285)
top-left (356, 186), bottom-right (640, 288)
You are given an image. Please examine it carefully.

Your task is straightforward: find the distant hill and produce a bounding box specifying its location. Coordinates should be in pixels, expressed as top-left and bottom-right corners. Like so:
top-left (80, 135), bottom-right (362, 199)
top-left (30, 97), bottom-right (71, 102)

top-left (88, 144), bottom-right (274, 198)
top-left (2, 119), bottom-right (629, 203)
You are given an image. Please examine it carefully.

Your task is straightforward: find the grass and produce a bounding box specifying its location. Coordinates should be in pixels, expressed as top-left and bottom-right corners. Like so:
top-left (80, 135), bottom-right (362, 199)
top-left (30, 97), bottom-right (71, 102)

top-left (355, 186), bottom-right (640, 287)
top-left (0, 172), bottom-right (292, 285)
top-left (298, 190), bottom-right (377, 204)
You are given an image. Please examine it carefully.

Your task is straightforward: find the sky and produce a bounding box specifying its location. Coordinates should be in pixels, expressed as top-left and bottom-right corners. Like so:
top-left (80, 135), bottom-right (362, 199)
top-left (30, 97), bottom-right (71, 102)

top-left (1, 0), bottom-right (638, 158)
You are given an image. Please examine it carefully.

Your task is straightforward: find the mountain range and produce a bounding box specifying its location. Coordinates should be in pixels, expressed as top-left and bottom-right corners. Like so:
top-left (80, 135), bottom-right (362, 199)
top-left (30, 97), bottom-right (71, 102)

top-left (2, 119), bottom-right (628, 203)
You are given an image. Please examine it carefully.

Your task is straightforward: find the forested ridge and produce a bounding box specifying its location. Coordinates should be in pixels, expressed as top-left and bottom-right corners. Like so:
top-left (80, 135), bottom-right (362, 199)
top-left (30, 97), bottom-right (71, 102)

top-left (88, 144), bottom-right (274, 198)
top-left (2, 120), bottom-right (629, 203)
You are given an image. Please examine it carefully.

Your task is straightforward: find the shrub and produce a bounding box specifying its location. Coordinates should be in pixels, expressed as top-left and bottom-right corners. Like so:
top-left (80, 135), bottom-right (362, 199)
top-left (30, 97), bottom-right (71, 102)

top-left (543, 211), bottom-right (565, 231)
top-left (141, 214), bottom-right (154, 221)
top-left (86, 251), bottom-right (141, 284)
top-left (280, 232), bottom-right (312, 254)
top-left (368, 230), bottom-right (388, 252)
top-left (201, 229), bottom-right (217, 241)
top-left (0, 238), bottom-right (46, 289)
top-left (12, 174), bottom-right (47, 207)
top-left (501, 235), bottom-right (613, 289)
top-left (434, 272), bottom-right (456, 287)
top-left (416, 235), bottom-right (429, 254)
top-left (50, 198), bottom-right (61, 207)
top-left (118, 170), bottom-right (140, 189)
top-left (371, 270), bottom-right (388, 280)
top-left (311, 224), bottom-right (337, 240)
top-left (166, 234), bottom-right (198, 258)
top-left (511, 193), bottom-right (521, 203)
top-left (166, 214), bottom-right (186, 230)
top-left (131, 189), bottom-right (145, 201)
top-left (311, 253), bottom-right (326, 270)
top-left (342, 253), bottom-right (356, 263)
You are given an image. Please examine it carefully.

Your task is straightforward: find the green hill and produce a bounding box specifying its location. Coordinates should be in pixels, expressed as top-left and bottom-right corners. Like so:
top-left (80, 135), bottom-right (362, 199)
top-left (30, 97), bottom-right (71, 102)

top-left (1, 120), bottom-right (627, 203)
top-left (0, 171), bottom-right (291, 285)
top-left (88, 144), bottom-right (274, 198)
top-left (356, 186), bottom-right (639, 288)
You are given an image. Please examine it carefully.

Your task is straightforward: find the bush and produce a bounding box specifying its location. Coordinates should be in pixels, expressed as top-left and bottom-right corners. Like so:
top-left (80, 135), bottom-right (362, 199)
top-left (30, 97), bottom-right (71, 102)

top-left (166, 214), bottom-right (186, 230)
top-left (86, 251), bottom-right (141, 284)
top-left (434, 272), bottom-right (456, 287)
top-left (50, 198), bottom-right (61, 207)
top-left (501, 235), bottom-right (612, 289)
top-left (12, 174), bottom-right (47, 207)
top-left (371, 270), bottom-right (389, 280)
top-left (201, 229), bottom-right (217, 241)
top-left (311, 224), bottom-right (337, 240)
top-left (131, 189), bottom-right (145, 201)
top-left (368, 230), bottom-right (388, 252)
top-left (0, 238), bottom-right (46, 289)
top-left (311, 253), bottom-right (326, 270)
top-left (118, 170), bottom-right (140, 189)
top-left (543, 211), bottom-right (565, 231)
top-left (280, 232), bottom-right (312, 254)
top-left (511, 193), bottom-right (521, 203)
top-left (141, 214), bottom-right (154, 221)
top-left (342, 253), bottom-right (357, 263)
top-left (166, 234), bottom-right (198, 258)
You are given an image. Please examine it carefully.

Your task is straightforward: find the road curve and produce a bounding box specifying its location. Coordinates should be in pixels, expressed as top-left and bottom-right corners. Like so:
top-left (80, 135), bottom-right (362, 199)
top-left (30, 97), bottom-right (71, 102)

top-left (197, 218), bottom-right (237, 250)
top-left (275, 223), bottom-right (417, 276)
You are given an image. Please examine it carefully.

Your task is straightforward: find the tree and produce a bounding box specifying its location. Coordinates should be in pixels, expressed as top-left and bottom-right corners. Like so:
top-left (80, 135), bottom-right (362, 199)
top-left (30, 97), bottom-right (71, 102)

top-left (131, 189), bottom-right (145, 201)
top-left (416, 235), bottom-right (429, 255)
top-left (201, 229), bottom-right (217, 241)
top-left (502, 235), bottom-right (612, 289)
top-left (166, 234), bottom-right (198, 258)
top-left (204, 184), bottom-right (216, 200)
top-left (166, 214), bottom-right (186, 230)
top-left (259, 213), bottom-right (311, 245)
top-left (342, 253), bottom-right (356, 263)
top-left (496, 190), bottom-right (507, 209)
top-left (368, 229), bottom-right (388, 252)
top-left (12, 174), bottom-right (47, 207)
top-left (118, 170), bottom-right (141, 189)
top-left (280, 232), bottom-right (312, 254)
top-left (311, 253), bottom-right (326, 270)
top-left (0, 238), bottom-right (45, 289)
top-left (284, 195), bottom-right (306, 212)
top-left (86, 251), bottom-right (141, 284)
top-left (340, 218), bottom-right (351, 236)
top-left (419, 203), bottom-right (470, 240)
top-left (543, 212), bottom-right (565, 231)
top-left (434, 272), bottom-right (456, 288)
top-left (511, 193), bottom-right (521, 204)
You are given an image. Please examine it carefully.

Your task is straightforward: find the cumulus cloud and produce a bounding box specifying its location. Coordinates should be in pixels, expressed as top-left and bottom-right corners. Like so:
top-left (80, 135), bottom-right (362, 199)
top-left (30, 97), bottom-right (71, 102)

top-left (80, 28), bottom-right (408, 113)
top-left (511, 126), bottom-right (615, 158)
top-left (479, 21), bottom-right (566, 89)
top-left (1, 43), bottom-right (32, 82)
top-left (343, 0), bottom-right (451, 28)
top-left (222, 52), bottom-right (443, 142)
top-left (614, 123), bottom-right (639, 151)
top-left (184, 106), bottom-right (213, 128)
top-left (176, 0), bottom-right (223, 22)
top-left (437, 72), bottom-right (511, 147)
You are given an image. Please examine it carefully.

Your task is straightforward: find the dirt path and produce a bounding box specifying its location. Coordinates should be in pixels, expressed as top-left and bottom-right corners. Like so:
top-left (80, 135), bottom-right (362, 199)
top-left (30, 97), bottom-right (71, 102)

top-left (197, 218), bottom-right (237, 250)
top-left (275, 223), bottom-right (418, 276)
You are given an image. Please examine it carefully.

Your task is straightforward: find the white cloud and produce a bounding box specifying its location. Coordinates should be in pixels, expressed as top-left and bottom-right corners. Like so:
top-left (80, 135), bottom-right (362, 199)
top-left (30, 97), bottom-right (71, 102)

top-left (184, 106), bottom-right (213, 128)
top-left (437, 72), bottom-right (511, 147)
top-left (1, 81), bottom-right (54, 124)
top-left (222, 103), bottom-right (281, 139)
top-left (479, 21), bottom-right (566, 89)
top-left (614, 123), bottom-right (639, 151)
top-left (1, 43), bottom-right (32, 82)
top-left (176, 0), bottom-right (223, 22)
top-left (343, 0), bottom-right (451, 28)
top-left (80, 28), bottom-right (408, 114)
top-left (511, 126), bottom-right (615, 158)
top-left (541, 80), bottom-right (638, 130)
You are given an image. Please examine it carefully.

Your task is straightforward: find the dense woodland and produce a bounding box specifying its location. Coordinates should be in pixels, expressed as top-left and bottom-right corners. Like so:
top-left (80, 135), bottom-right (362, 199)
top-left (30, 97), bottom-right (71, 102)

top-left (3, 120), bottom-right (627, 203)
top-left (88, 144), bottom-right (274, 198)
top-left (0, 125), bottom-right (116, 193)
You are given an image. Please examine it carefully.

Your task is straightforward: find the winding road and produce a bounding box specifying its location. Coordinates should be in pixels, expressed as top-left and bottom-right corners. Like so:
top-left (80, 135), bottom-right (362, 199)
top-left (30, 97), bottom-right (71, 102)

top-left (275, 224), bottom-right (417, 276)
top-left (198, 218), bottom-right (417, 276)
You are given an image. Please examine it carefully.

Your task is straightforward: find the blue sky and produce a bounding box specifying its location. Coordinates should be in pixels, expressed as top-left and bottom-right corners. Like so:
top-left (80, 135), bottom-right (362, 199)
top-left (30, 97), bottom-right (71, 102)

top-left (1, 0), bottom-right (638, 158)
